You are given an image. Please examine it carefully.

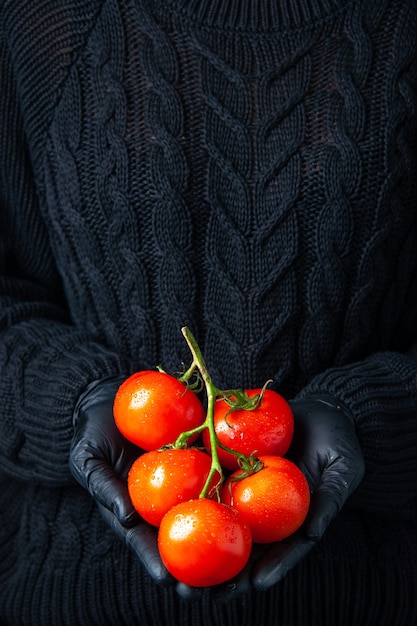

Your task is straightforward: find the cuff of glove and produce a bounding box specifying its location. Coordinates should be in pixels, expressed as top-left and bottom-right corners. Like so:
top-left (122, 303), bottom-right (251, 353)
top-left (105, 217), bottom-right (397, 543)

top-left (292, 394), bottom-right (355, 423)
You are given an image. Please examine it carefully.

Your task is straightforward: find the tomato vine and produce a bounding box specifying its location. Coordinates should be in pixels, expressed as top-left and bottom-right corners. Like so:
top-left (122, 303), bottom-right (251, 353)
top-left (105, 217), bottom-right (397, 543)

top-left (172, 326), bottom-right (267, 499)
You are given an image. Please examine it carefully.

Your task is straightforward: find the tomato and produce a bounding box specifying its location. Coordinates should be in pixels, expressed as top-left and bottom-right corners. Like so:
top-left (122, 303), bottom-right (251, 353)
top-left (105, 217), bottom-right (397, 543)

top-left (158, 499), bottom-right (252, 587)
top-left (113, 370), bottom-right (205, 450)
top-left (128, 448), bottom-right (220, 527)
top-left (221, 455), bottom-right (310, 543)
top-left (202, 388), bottom-right (294, 470)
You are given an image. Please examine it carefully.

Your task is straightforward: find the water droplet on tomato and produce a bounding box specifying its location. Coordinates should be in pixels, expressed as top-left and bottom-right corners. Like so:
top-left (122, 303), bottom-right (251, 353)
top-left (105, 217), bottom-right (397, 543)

top-left (130, 388), bottom-right (151, 409)
top-left (150, 466), bottom-right (165, 487)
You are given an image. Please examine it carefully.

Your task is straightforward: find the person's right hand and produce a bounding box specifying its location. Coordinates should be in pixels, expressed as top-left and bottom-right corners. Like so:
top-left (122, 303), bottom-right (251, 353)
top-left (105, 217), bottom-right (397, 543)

top-left (69, 376), bottom-right (175, 586)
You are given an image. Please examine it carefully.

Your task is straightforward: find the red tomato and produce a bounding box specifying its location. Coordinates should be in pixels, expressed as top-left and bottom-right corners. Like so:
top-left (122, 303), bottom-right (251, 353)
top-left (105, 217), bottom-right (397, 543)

top-left (221, 455), bottom-right (310, 543)
top-left (113, 370), bottom-right (205, 450)
top-left (128, 448), bottom-right (220, 527)
top-left (158, 499), bottom-right (252, 587)
top-left (202, 388), bottom-right (294, 470)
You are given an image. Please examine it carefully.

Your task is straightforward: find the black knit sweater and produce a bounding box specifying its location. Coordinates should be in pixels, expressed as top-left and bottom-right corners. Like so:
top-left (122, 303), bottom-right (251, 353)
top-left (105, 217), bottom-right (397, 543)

top-left (1, 0), bottom-right (417, 624)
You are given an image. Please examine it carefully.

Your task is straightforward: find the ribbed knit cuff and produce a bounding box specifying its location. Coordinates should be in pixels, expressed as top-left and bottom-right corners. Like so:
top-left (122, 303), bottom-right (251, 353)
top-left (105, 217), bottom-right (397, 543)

top-left (2, 322), bottom-right (134, 486)
top-left (297, 351), bottom-right (417, 515)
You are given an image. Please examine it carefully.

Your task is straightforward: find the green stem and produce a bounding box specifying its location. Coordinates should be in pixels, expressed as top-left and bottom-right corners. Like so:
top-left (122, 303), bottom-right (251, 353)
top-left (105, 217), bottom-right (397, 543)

top-left (200, 387), bottom-right (222, 498)
top-left (180, 327), bottom-right (225, 499)
top-left (174, 326), bottom-right (231, 498)
top-left (173, 326), bottom-right (264, 498)
top-left (216, 438), bottom-right (253, 469)
top-left (174, 422), bottom-right (206, 448)
top-left (180, 327), bottom-right (213, 389)
top-left (178, 359), bottom-right (198, 384)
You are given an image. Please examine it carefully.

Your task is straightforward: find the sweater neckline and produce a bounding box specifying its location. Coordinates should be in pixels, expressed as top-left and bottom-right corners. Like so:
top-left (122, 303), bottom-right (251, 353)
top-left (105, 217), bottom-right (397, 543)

top-left (152, 0), bottom-right (347, 33)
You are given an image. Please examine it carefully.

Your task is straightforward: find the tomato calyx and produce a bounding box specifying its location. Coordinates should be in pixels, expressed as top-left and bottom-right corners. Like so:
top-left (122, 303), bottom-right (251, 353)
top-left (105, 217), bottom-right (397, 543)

top-left (157, 363), bottom-right (205, 395)
top-left (219, 379), bottom-right (273, 421)
top-left (234, 453), bottom-right (265, 478)
top-left (222, 455), bottom-right (265, 505)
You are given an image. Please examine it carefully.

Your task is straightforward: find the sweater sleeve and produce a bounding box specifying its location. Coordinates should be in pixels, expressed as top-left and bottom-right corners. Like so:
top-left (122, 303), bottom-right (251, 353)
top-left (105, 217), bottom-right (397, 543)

top-left (298, 348), bottom-right (417, 517)
top-left (0, 0), bottom-right (134, 486)
top-left (0, 165), bottom-right (134, 485)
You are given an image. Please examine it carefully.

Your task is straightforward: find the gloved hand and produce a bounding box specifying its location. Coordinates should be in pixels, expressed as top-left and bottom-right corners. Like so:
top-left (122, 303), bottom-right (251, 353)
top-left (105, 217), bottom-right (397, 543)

top-left (181, 394), bottom-right (365, 603)
top-left (251, 394), bottom-right (365, 590)
top-left (69, 376), bottom-right (174, 586)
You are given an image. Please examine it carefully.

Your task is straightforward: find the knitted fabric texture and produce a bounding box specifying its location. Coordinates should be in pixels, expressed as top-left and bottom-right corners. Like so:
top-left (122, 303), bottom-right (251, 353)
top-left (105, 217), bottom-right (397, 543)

top-left (1, 0), bottom-right (417, 624)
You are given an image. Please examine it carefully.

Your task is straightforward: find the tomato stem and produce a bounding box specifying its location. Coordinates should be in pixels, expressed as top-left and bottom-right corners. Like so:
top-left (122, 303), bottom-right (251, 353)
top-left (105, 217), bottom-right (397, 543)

top-left (178, 327), bottom-right (226, 498)
top-left (173, 423), bottom-right (206, 448)
top-left (174, 327), bottom-right (266, 498)
top-left (178, 360), bottom-right (198, 384)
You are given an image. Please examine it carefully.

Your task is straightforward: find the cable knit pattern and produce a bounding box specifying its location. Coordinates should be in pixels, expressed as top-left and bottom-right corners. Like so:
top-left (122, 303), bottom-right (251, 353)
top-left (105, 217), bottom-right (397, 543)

top-left (44, 3), bottom-right (158, 363)
top-left (338, 1), bottom-right (417, 363)
top-left (136, 3), bottom-right (199, 367)
top-left (1, 0), bottom-right (417, 623)
top-left (200, 35), bottom-right (308, 387)
top-left (300, 5), bottom-right (369, 374)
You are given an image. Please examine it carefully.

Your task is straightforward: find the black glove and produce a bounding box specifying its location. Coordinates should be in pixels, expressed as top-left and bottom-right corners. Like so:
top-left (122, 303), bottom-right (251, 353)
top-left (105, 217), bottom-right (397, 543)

top-left (191, 394), bottom-right (365, 603)
top-left (69, 376), bottom-right (174, 586)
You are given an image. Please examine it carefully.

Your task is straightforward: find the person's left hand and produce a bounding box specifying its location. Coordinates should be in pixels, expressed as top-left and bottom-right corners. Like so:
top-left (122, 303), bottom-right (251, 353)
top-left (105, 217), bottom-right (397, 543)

top-left (177, 394), bottom-right (365, 602)
top-left (251, 394), bottom-right (365, 590)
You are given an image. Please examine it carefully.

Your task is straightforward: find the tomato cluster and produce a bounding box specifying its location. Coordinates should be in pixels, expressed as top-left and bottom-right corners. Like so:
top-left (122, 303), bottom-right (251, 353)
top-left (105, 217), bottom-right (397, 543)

top-left (112, 329), bottom-right (310, 588)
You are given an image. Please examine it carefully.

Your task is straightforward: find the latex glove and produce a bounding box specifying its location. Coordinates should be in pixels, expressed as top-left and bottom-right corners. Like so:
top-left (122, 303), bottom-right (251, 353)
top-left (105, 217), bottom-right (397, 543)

top-left (192, 394), bottom-right (365, 603)
top-left (69, 376), bottom-right (174, 586)
top-left (252, 394), bottom-right (365, 590)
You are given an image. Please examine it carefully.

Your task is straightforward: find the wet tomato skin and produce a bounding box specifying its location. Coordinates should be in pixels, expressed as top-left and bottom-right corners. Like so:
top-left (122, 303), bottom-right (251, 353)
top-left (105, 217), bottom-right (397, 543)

top-left (113, 370), bottom-right (205, 450)
top-left (128, 448), bottom-right (219, 527)
top-left (158, 499), bottom-right (252, 587)
top-left (221, 455), bottom-right (310, 543)
top-left (203, 388), bottom-right (294, 470)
